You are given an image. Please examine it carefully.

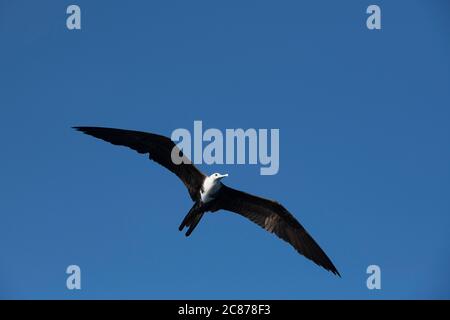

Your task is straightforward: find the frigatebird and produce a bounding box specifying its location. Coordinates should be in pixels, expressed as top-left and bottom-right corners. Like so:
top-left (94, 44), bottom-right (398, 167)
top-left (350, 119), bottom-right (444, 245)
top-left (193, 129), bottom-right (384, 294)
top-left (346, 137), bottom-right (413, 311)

top-left (74, 126), bottom-right (340, 276)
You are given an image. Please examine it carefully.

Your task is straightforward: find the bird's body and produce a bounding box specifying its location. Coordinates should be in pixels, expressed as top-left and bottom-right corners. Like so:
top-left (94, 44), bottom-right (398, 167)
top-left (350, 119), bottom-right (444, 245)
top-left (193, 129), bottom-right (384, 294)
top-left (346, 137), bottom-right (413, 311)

top-left (200, 173), bottom-right (226, 203)
top-left (74, 126), bottom-right (340, 277)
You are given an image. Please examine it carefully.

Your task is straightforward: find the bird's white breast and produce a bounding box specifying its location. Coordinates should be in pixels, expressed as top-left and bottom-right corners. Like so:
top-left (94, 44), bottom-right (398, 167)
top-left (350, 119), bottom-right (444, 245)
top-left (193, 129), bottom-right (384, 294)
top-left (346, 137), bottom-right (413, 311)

top-left (200, 177), bottom-right (221, 203)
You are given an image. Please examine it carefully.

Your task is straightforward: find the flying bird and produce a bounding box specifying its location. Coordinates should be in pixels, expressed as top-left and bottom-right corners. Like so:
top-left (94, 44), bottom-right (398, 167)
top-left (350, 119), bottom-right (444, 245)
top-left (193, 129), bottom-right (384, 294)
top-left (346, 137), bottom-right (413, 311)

top-left (74, 126), bottom-right (340, 276)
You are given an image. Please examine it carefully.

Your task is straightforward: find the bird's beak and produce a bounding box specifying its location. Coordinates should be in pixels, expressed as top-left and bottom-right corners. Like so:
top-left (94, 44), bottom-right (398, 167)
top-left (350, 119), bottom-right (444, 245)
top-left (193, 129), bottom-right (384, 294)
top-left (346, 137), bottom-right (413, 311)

top-left (218, 174), bottom-right (229, 179)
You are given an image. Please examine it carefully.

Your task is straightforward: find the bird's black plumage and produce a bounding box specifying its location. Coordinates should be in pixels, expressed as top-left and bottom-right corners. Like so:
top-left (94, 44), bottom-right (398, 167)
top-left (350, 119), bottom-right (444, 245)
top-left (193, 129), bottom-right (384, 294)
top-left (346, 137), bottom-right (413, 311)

top-left (73, 126), bottom-right (205, 201)
top-left (210, 186), bottom-right (340, 276)
top-left (74, 126), bottom-right (340, 276)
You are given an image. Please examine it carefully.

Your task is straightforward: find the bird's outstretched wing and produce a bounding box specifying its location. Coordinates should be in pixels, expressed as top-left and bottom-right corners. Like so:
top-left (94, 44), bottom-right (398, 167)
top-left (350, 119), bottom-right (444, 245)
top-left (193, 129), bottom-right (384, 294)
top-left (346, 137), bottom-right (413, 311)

top-left (214, 185), bottom-right (340, 276)
top-left (73, 127), bottom-right (206, 201)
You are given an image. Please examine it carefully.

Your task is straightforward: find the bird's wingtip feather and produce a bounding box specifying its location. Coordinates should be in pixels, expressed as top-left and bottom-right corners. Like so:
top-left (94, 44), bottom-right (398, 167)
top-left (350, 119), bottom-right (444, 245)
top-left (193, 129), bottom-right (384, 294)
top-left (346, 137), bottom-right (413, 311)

top-left (329, 266), bottom-right (341, 277)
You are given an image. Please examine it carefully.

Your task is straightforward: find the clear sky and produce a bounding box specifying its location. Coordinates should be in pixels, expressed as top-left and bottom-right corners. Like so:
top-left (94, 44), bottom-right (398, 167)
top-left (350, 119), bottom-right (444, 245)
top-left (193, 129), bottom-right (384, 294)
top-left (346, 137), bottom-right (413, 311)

top-left (0, 0), bottom-right (449, 299)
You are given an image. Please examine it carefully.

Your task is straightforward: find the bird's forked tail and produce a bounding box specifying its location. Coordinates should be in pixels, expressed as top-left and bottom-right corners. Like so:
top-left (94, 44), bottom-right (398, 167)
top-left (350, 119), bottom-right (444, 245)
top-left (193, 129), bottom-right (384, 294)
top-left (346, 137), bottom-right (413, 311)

top-left (179, 202), bottom-right (205, 237)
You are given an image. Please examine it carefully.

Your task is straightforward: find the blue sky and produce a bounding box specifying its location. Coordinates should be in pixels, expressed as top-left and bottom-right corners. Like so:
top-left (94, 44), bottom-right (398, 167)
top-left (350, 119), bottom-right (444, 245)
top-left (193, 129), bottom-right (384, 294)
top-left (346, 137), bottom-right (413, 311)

top-left (0, 0), bottom-right (449, 299)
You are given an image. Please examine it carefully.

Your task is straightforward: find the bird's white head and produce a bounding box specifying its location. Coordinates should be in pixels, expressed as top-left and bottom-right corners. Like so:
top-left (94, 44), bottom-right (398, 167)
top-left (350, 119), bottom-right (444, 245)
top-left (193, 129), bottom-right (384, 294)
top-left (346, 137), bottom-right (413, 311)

top-left (210, 172), bottom-right (229, 181)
